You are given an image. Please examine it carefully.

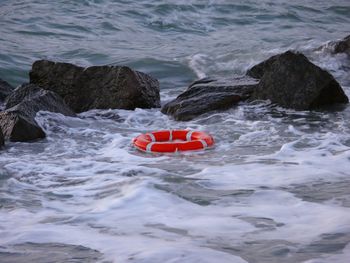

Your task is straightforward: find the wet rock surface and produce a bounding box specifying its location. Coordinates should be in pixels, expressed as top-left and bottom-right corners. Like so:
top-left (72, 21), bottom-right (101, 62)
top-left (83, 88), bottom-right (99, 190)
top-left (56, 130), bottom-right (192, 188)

top-left (30, 60), bottom-right (160, 113)
top-left (247, 51), bottom-right (349, 110)
top-left (0, 83), bottom-right (75, 142)
top-left (161, 76), bottom-right (257, 121)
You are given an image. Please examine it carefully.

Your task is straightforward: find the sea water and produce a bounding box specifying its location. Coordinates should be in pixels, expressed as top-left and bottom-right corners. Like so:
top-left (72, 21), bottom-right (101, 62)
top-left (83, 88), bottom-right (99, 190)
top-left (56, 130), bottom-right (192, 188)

top-left (0, 1), bottom-right (350, 262)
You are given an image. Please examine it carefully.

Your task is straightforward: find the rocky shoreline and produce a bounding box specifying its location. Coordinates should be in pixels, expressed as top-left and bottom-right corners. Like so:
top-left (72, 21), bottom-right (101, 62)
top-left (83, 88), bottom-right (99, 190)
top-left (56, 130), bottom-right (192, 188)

top-left (0, 35), bottom-right (349, 147)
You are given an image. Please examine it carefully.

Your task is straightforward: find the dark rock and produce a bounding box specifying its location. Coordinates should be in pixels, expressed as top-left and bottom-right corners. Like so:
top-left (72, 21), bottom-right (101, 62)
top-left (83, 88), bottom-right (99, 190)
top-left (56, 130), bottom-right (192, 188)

top-left (0, 111), bottom-right (46, 142)
top-left (247, 54), bottom-right (279, 79)
top-left (0, 78), bottom-right (14, 102)
top-left (0, 127), bottom-right (4, 147)
top-left (247, 51), bottom-right (349, 110)
top-left (0, 83), bottom-right (76, 142)
top-left (333, 35), bottom-right (350, 55)
top-left (161, 76), bottom-right (257, 121)
top-left (29, 60), bottom-right (160, 113)
top-left (5, 83), bottom-right (76, 116)
top-left (316, 35), bottom-right (350, 56)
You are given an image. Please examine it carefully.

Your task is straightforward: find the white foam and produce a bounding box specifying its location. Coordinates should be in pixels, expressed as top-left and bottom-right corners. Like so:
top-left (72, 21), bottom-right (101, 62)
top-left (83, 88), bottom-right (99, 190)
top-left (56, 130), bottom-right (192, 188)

top-left (188, 53), bottom-right (208, 79)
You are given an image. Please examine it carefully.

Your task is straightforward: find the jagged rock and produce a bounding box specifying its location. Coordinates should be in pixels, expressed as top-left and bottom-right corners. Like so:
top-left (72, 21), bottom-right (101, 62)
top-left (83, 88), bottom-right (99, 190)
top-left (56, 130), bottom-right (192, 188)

top-left (0, 83), bottom-right (75, 142)
top-left (29, 60), bottom-right (160, 113)
top-left (0, 111), bottom-right (46, 142)
top-left (247, 51), bottom-right (349, 110)
top-left (161, 76), bottom-right (257, 121)
top-left (5, 83), bottom-right (76, 116)
top-left (0, 78), bottom-right (13, 102)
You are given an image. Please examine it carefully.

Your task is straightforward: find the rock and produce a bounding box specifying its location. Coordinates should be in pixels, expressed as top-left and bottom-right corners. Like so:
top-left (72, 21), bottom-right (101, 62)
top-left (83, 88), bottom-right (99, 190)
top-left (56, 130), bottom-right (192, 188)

top-left (0, 83), bottom-right (76, 142)
top-left (29, 60), bottom-right (160, 113)
top-left (0, 127), bottom-right (4, 147)
top-left (161, 76), bottom-right (257, 121)
top-left (0, 111), bottom-right (46, 142)
top-left (246, 55), bottom-right (278, 79)
top-left (5, 84), bottom-right (76, 116)
top-left (316, 35), bottom-right (350, 56)
top-left (247, 51), bottom-right (349, 110)
top-left (332, 35), bottom-right (350, 55)
top-left (0, 78), bottom-right (14, 102)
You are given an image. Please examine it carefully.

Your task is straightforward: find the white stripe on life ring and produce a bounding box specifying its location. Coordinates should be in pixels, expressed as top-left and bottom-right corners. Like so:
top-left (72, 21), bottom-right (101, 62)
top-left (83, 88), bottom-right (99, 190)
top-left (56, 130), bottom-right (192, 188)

top-left (200, 140), bottom-right (208, 149)
top-left (169, 130), bottom-right (173, 141)
top-left (146, 142), bottom-right (155, 152)
top-left (148, 133), bottom-right (156, 142)
top-left (186, 131), bottom-right (194, 141)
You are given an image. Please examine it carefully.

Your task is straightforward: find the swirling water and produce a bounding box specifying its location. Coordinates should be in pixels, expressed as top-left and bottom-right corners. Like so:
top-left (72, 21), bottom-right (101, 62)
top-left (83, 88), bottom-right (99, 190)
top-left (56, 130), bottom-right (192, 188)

top-left (1, 1), bottom-right (350, 262)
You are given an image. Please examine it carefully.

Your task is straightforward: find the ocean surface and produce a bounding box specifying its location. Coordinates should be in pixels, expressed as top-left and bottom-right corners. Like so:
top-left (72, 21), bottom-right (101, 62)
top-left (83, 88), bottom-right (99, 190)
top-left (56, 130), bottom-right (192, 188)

top-left (1, 1), bottom-right (350, 262)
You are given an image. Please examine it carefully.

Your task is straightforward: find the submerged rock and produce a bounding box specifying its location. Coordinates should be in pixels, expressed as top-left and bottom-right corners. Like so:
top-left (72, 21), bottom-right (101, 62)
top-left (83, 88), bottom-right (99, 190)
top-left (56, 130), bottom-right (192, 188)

top-left (315, 35), bottom-right (350, 56)
top-left (0, 83), bottom-right (75, 142)
top-left (29, 60), bottom-right (160, 113)
top-left (247, 51), bottom-right (349, 110)
top-left (333, 35), bottom-right (350, 55)
top-left (161, 76), bottom-right (257, 121)
top-left (0, 78), bottom-right (14, 102)
top-left (0, 242), bottom-right (103, 263)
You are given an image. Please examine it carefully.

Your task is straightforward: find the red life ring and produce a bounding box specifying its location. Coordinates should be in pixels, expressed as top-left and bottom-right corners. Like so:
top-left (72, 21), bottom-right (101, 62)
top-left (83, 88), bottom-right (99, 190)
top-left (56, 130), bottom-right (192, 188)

top-left (133, 130), bottom-right (214, 153)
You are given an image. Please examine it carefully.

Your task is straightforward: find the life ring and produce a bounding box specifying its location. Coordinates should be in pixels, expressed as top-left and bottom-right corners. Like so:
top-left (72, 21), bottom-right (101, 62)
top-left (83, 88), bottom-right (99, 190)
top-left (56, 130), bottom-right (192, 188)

top-left (133, 130), bottom-right (214, 153)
